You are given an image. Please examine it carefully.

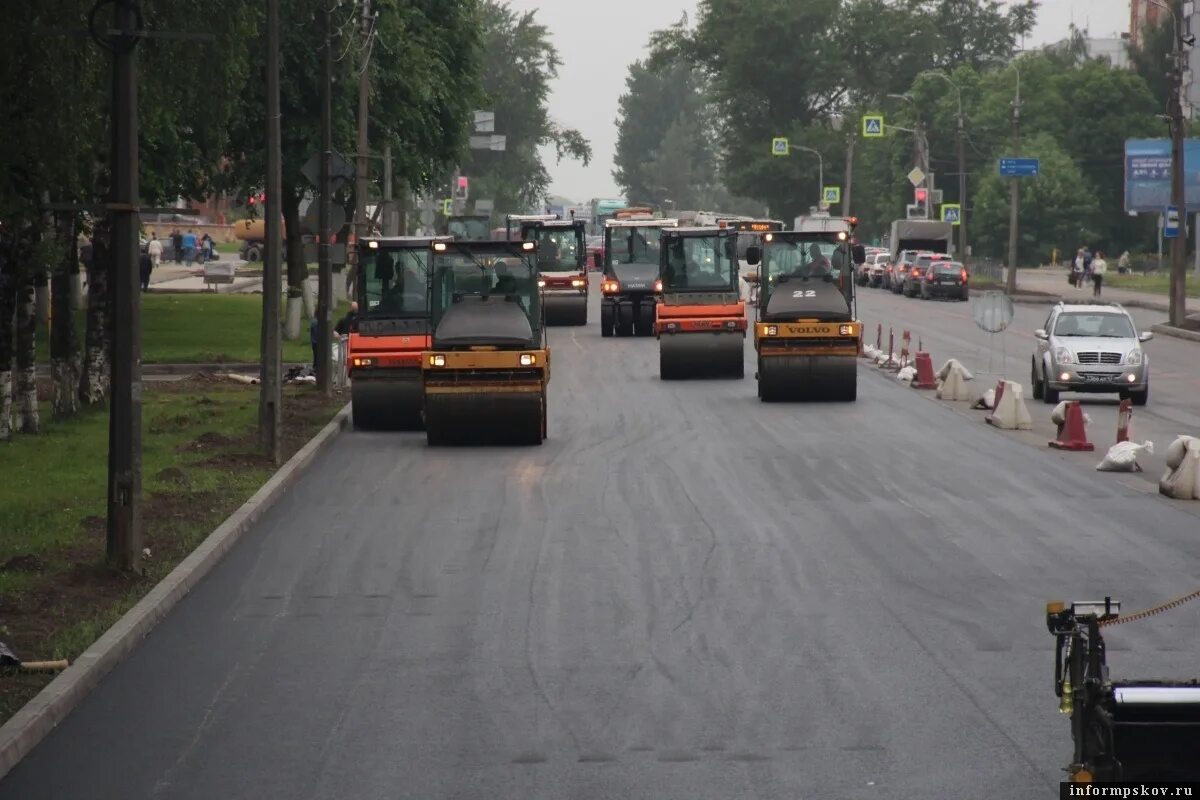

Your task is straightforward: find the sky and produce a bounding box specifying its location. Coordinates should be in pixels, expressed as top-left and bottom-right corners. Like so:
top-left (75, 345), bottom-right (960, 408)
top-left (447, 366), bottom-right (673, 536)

top-left (503, 0), bottom-right (1131, 203)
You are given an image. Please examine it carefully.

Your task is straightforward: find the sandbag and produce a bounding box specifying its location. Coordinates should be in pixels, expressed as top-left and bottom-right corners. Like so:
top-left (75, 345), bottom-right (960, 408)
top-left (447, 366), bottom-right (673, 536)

top-left (1097, 440), bottom-right (1154, 473)
top-left (1160, 436), bottom-right (1200, 500)
top-left (1165, 435), bottom-right (1200, 470)
top-left (1051, 400), bottom-right (1091, 427)
top-left (972, 388), bottom-right (996, 410)
top-left (896, 365), bottom-right (916, 383)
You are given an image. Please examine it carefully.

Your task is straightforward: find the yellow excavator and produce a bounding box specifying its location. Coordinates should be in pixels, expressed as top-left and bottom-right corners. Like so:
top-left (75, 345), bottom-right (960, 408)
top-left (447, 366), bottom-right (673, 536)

top-left (420, 238), bottom-right (549, 445)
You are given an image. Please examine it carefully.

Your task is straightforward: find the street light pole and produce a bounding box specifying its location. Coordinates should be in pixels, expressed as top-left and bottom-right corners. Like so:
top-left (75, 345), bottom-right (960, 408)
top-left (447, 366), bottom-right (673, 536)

top-left (1169, 0), bottom-right (1188, 326)
top-left (922, 71), bottom-right (969, 259)
top-left (316, 2), bottom-right (333, 396)
top-left (1006, 65), bottom-right (1022, 295)
top-left (795, 145), bottom-right (824, 207)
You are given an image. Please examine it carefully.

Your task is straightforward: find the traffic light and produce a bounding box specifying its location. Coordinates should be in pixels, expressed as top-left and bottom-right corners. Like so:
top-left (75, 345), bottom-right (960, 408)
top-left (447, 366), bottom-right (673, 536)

top-left (454, 176), bottom-right (469, 200)
top-left (913, 187), bottom-right (929, 219)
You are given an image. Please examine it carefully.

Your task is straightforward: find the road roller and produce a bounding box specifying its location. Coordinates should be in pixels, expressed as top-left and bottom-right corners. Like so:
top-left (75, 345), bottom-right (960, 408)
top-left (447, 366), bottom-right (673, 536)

top-left (600, 215), bottom-right (678, 337)
top-left (745, 220), bottom-right (866, 401)
top-left (420, 238), bottom-right (550, 446)
top-left (348, 236), bottom-right (449, 430)
top-left (1047, 597), bottom-right (1200, 781)
top-left (655, 227), bottom-right (747, 380)
top-left (507, 213), bottom-right (589, 326)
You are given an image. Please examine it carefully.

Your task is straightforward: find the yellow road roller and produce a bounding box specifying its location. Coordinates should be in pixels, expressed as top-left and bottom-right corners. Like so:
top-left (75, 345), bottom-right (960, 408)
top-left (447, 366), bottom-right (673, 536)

top-left (744, 220), bottom-right (866, 401)
top-left (420, 238), bottom-right (550, 446)
top-left (655, 226), bottom-right (746, 379)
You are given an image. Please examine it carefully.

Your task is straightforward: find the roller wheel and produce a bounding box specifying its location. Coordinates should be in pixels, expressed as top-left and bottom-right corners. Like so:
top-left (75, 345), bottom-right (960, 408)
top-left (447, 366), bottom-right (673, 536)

top-left (574, 302), bottom-right (589, 326)
top-left (600, 304), bottom-right (614, 337)
top-left (634, 305), bottom-right (655, 337)
top-left (615, 305), bottom-right (634, 337)
top-left (1130, 386), bottom-right (1148, 406)
top-left (1031, 358), bottom-right (1044, 400)
top-left (659, 346), bottom-right (678, 380)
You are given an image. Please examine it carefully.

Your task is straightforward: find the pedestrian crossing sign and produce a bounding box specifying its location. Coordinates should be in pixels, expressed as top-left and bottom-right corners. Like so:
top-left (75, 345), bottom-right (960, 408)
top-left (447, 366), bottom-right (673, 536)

top-left (771, 137), bottom-right (789, 156)
top-left (441, 199), bottom-right (453, 215)
top-left (941, 203), bottom-right (961, 225)
top-left (862, 115), bottom-right (884, 138)
top-left (823, 186), bottom-right (841, 204)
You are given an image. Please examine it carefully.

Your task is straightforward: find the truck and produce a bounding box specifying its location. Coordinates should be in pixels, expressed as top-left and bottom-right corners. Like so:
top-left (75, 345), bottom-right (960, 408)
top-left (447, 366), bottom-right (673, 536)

top-left (655, 226), bottom-right (746, 379)
top-left (744, 215), bottom-right (866, 401)
top-left (348, 236), bottom-right (448, 429)
top-left (420, 238), bottom-right (549, 445)
top-left (888, 218), bottom-right (953, 261)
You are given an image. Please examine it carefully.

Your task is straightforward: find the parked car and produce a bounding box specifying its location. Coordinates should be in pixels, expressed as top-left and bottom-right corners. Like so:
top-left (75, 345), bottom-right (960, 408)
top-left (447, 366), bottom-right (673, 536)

top-left (903, 253), bottom-right (950, 297)
top-left (889, 249), bottom-right (921, 293)
top-left (867, 252), bottom-right (890, 287)
top-left (919, 260), bottom-right (969, 300)
top-left (1031, 302), bottom-right (1152, 406)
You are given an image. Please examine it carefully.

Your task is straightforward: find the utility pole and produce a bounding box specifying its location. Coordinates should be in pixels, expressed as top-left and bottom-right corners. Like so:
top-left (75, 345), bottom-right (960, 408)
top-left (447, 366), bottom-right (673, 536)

top-left (1005, 71), bottom-right (1022, 295)
top-left (106, 0), bottom-right (143, 572)
top-left (316, 2), bottom-right (333, 396)
top-left (956, 114), bottom-right (967, 259)
top-left (1169, 0), bottom-right (1188, 326)
top-left (355, 0), bottom-right (372, 248)
top-left (260, 0), bottom-right (283, 463)
top-left (383, 143), bottom-right (396, 235)
top-left (843, 135), bottom-right (855, 217)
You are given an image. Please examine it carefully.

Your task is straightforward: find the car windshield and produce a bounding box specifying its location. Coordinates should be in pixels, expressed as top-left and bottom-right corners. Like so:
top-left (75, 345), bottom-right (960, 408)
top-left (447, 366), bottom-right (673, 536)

top-left (663, 234), bottom-right (737, 290)
top-left (429, 248), bottom-right (538, 324)
top-left (607, 225), bottom-right (665, 266)
top-left (529, 227), bottom-right (580, 271)
top-left (763, 239), bottom-right (846, 282)
top-left (1053, 312), bottom-right (1136, 338)
top-left (361, 247), bottom-right (428, 316)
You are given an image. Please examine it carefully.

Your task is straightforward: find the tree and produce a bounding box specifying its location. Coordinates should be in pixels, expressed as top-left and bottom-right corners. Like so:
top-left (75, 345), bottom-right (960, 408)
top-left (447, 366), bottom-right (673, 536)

top-left (458, 2), bottom-right (591, 215)
top-left (1129, 2), bottom-right (1176, 113)
top-left (972, 132), bottom-right (1099, 260)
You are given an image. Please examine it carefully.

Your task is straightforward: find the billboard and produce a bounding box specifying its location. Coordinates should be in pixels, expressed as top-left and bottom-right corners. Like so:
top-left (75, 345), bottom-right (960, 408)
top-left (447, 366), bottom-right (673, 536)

top-left (1124, 138), bottom-right (1200, 212)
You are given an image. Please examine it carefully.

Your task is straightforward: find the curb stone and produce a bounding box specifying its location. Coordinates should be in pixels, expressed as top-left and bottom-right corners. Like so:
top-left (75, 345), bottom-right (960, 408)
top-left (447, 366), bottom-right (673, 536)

top-left (0, 402), bottom-right (352, 782)
top-left (1151, 322), bottom-right (1200, 343)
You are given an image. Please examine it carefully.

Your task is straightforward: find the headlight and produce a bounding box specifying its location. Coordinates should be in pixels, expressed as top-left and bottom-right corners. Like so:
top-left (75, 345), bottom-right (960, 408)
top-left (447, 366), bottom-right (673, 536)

top-left (519, 353), bottom-right (536, 366)
top-left (654, 279), bottom-right (663, 292)
top-left (765, 325), bottom-right (778, 336)
top-left (839, 325), bottom-right (853, 336)
top-left (1052, 346), bottom-right (1074, 364)
top-left (1124, 348), bottom-right (1143, 366)
top-left (571, 279), bottom-right (586, 288)
top-left (429, 354), bottom-right (446, 367)
top-left (537, 279), bottom-right (546, 288)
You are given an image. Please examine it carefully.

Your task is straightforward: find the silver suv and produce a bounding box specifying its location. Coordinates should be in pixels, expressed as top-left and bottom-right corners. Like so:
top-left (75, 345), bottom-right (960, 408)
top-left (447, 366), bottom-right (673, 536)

top-left (1031, 303), bottom-right (1152, 406)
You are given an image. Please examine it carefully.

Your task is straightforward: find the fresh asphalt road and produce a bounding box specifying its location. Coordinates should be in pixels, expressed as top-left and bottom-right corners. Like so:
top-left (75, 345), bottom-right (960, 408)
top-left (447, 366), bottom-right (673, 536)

top-left (6, 281), bottom-right (1200, 800)
top-left (856, 279), bottom-right (1200, 482)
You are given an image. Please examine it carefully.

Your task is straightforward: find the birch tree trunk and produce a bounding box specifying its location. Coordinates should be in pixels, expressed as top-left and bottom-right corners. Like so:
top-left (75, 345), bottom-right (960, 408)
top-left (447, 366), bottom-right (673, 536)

top-left (80, 218), bottom-right (111, 406)
top-left (52, 215), bottom-right (82, 418)
top-left (0, 237), bottom-right (15, 441)
top-left (283, 189), bottom-right (307, 340)
top-left (14, 261), bottom-right (38, 434)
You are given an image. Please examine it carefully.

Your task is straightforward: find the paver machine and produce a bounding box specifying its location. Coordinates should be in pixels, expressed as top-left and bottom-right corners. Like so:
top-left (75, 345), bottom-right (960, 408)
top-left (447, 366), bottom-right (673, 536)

top-left (507, 213), bottom-right (588, 326)
top-left (655, 226), bottom-right (746, 379)
top-left (1047, 597), bottom-right (1200, 782)
top-left (348, 236), bottom-right (448, 429)
top-left (744, 218), bottom-right (866, 401)
top-left (420, 238), bottom-right (549, 446)
top-left (600, 216), bottom-right (678, 337)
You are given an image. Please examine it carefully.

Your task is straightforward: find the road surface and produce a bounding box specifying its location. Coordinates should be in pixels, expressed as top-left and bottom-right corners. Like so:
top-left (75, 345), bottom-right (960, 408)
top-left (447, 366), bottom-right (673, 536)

top-left (5, 280), bottom-right (1200, 800)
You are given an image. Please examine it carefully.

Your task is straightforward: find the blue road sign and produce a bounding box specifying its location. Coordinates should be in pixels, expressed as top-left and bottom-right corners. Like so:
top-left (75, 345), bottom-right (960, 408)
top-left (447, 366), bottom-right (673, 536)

top-left (1125, 138), bottom-right (1200, 213)
top-left (1165, 205), bottom-right (1181, 239)
top-left (999, 157), bottom-right (1040, 177)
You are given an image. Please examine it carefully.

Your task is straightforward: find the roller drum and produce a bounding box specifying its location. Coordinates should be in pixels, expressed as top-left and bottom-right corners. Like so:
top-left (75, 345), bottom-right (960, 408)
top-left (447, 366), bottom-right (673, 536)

top-left (758, 355), bottom-right (857, 402)
top-left (351, 375), bottom-right (424, 430)
top-left (659, 333), bottom-right (745, 380)
top-left (543, 294), bottom-right (588, 326)
top-left (424, 390), bottom-right (545, 446)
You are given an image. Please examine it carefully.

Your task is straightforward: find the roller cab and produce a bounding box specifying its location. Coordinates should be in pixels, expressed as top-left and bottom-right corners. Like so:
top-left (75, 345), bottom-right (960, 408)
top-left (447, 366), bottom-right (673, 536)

top-left (746, 224), bottom-right (866, 402)
top-left (655, 227), bottom-right (746, 380)
top-left (600, 216), bottom-right (678, 337)
top-left (1047, 599), bottom-right (1200, 781)
top-left (421, 239), bottom-right (549, 446)
top-left (350, 236), bottom-right (448, 430)
top-left (508, 213), bottom-right (589, 326)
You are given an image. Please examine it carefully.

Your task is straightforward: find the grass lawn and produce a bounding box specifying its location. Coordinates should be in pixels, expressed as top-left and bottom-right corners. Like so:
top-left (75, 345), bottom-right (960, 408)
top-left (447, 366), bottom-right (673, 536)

top-left (1105, 271), bottom-right (1200, 297)
top-left (36, 294), bottom-right (350, 364)
top-left (0, 379), bottom-right (345, 723)
top-left (215, 240), bottom-right (241, 254)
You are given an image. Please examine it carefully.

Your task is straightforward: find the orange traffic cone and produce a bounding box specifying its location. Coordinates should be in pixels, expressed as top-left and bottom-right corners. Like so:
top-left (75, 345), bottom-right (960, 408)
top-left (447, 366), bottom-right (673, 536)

top-left (1116, 398), bottom-right (1132, 443)
top-left (911, 352), bottom-right (937, 390)
top-left (1049, 401), bottom-right (1094, 451)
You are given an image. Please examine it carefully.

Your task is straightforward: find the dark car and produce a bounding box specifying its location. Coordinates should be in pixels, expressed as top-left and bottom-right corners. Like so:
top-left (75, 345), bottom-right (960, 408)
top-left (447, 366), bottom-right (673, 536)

top-left (920, 260), bottom-right (969, 300)
top-left (903, 252), bottom-right (950, 297)
top-left (889, 249), bottom-right (921, 293)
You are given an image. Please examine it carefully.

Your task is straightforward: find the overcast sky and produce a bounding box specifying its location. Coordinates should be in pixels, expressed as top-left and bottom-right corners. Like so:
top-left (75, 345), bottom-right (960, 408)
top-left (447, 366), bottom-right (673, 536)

top-left (502, 0), bottom-right (1131, 203)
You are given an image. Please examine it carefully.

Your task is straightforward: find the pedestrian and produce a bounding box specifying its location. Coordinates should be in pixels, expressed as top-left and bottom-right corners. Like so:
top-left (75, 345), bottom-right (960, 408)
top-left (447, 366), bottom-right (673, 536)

top-left (1082, 247), bottom-right (1093, 279)
top-left (1091, 250), bottom-right (1107, 297)
top-left (139, 247), bottom-right (153, 292)
top-left (334, 301), bottom-right (359, 336)
top-left (1118, 250), bottom-right (1131, 274)
top-left (171, 228), bottom-right (183, 264)
top-left (1071, 248), bottom-right (1084, 287)
top-left (182, 229), bottom-right (198, 265)
top-left (148, 232), bottom-right (163, 270)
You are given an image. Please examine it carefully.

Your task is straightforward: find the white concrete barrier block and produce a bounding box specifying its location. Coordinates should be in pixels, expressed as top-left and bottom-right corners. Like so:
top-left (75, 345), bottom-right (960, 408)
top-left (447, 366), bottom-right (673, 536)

top-left (937, 358), bottom-right (974, 382)
top-left (988, 380), bottom-right (1033, 430)
top-left (937, 365), bottom-right (972, 401)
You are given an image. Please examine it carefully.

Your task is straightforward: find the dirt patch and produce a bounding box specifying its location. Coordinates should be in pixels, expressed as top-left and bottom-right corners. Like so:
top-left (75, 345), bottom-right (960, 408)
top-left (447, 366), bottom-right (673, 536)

top-left (1, 554), bottom-right (47, 574)
top-left (155, 466), bottom-right (190, 485)
top-left (175, 430), bottom-right (235, 453)
top-left (80, 515), bottom-right (105, 537)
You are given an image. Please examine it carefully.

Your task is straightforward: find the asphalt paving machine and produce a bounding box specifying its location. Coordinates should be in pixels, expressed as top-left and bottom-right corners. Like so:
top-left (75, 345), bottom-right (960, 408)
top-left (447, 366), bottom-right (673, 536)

top-left (600, 216), bottom-right (678, 337)
top-left (655, 227), bottom-right (746, 379)
top-left (507, 213), bottom-right (589, 326)
top-left (420, 238), bottom-right (549, 446)
top-left (348, 236), bottom-right (448, 429)
top-left (744, 218), bottom-right (866, 401)
top-left (1047, 598), bottom-right (1200, 782)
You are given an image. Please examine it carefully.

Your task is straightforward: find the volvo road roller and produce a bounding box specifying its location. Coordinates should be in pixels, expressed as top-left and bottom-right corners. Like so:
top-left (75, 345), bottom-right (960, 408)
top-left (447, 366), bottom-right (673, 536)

top-left (1048, 597), bottom-right (1200, 782)
top-left (348, 236), bottom-right (449, 429)
top-left (655, 227), bottom-right (747, 379)
top-left (420, 238), bottom-right (549, 446)
top-left (507, 213), bottom-right (589, 326)
top-left (601, 216), bottom-right (678, 337)
top-left (745, 219), bottom-right (866, 401)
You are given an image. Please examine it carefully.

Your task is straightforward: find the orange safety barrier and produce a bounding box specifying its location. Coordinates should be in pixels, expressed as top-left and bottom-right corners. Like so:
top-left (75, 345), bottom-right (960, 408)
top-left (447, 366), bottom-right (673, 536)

top-left (1049, 400), bottom-right (1094, 452)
